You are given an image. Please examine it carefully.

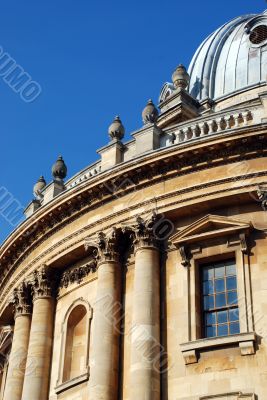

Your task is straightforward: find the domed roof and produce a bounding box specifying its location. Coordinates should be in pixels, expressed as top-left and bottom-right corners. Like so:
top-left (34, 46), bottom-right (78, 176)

top-left (188, 10), bottom-right (267, 101)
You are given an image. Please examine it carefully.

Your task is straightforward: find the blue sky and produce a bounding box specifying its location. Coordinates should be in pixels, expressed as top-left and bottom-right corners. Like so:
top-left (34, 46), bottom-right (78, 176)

top-left (0, 0), bottom-right (265, 243)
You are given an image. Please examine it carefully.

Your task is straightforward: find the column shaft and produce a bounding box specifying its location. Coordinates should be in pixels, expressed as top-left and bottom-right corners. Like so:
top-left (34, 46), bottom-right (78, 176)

top-left (21, 297), bottom-right (54, 400)
top-left (3, 315), bottom-right (31, 400)
top-left (88, 259), bottom-right (121, 400)
top-left (130, 246), bottom-right (161, 400)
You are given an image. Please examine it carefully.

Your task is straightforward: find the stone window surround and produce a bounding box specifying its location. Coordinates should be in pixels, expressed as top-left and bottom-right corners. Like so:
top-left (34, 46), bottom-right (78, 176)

top-left (170, 215), bottom-right (257, 365)
top-left (199, 392), bottom-right (256, 399)
top-left (55, 297), bottom-right (93, 394)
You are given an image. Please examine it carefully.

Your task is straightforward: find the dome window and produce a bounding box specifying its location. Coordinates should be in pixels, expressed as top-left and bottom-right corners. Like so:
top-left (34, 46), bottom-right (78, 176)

top-left (249, 25), bottom-right (267, 45)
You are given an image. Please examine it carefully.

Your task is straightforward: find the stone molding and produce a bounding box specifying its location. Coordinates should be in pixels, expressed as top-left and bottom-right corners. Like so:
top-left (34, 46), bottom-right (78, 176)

top-left (10, 282), bottom-right (32, 318)
top-left (200, 393), bottom-right (256, 400)
top-left (170, 214), bottom-right (253, 265)
top-left (0, 129), bottom-right (266, 292)
top-left (85, 228), bottom-right (120, 264)
top-left (180, 332), bottom-right (256, 365)
top-left (1, 174), bottom-right (266, 314)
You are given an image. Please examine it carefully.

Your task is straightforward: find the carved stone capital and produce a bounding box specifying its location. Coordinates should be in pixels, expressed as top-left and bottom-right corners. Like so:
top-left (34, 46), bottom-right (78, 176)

top-left (85, 227), bottom-right (120, 264)
top-left (29, 265), bottom-right (55, 301)
top-left (10, 282), bottom-right (32, 318)
top-left (126, 212), bottom-right (161, 251)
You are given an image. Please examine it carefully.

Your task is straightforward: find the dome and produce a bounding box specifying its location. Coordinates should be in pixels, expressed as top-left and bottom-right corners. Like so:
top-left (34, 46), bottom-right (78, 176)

top-left (188, 10), bottom-right (267, 101)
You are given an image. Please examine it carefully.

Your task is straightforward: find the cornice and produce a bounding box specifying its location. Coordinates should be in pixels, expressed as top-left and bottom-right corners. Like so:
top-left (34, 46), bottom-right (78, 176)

top-left (0, 128), bottom-right (267, 308)
top-left (0, 172), bottom-right (266, 316)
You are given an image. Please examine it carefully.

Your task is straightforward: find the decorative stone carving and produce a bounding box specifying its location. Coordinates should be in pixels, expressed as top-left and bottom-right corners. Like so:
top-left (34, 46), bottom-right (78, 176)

top-left (239, 233), bottom-right (248, 254)
top-left (33, 176), bottom-right (46, 200)
top-left (172, 64), bottom-right (190, 89)
top-left (59, 260), bottom-right (97, 288)
top-left (52, 155), bottom-right (67, 182)
top-left (125, 212), bottom-right (161, 250)
top-left (178, 245), bottom-right (189, 267)
top-left (257, 185), bottom-right (267, 210)
top-left (1, 134), bottom-right (266, 296)
top-left (85, 227), bottom-right (120, 263)
top-left (142, 99), bottom-right (159, 125)
top-left (108, 116), bottom-right (125, 141)
top-left (10, 282), bottom-right (32, 317)
top-left (29, 265), bottom-right (55, 300)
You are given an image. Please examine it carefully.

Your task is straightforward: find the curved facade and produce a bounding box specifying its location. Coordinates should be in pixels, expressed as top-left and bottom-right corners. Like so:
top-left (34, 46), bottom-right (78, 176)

top-left (1, 8), bottom-right (267, 400)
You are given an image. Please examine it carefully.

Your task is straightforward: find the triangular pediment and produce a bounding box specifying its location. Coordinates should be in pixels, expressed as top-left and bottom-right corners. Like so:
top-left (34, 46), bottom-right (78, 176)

top-left (170, 214), bottom-right (253, 245)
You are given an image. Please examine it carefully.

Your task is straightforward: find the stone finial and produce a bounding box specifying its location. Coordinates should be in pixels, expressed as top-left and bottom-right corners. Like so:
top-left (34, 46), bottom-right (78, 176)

top-left (33, 176), bottom-right (46, 200)
top-left (172, 64), bottom-right (190, 89)
top-left (108, 116), bottom-right (125, 141)
top-left (52, 155), bottom-right (67, 182)
top-left (142, 99), bottom-right (159, 125)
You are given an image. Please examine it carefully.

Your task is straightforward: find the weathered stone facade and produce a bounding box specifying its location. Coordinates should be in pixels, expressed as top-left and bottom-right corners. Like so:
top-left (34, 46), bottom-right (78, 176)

top-left (1, 9), bottom-right (267, 400)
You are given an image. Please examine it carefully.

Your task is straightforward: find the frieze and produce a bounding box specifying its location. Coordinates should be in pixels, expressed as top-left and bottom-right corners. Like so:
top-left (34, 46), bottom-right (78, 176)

top-left (59, 260), bottom-right (97, 289)
top-left (0, 132), bottom-right (267, 306)
top-left (0, 174), bottom-right (266, 313)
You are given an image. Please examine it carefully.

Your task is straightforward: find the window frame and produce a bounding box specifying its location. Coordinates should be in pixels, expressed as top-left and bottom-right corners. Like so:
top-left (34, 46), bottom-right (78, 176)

top-left (200, 258), bottom-right (240, 339)
top-left (170, 214), bottom-right (256, 364)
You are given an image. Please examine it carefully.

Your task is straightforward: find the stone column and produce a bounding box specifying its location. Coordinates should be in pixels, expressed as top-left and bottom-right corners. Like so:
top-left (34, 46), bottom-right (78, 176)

top-left (129, 215), bottom-right (161, 400)
top-left (21, 266), bottom-right (55, 400)
top-left (86, 228), bottom-right (121, 400)
top-left (3, 283), bottom-right (32, 400)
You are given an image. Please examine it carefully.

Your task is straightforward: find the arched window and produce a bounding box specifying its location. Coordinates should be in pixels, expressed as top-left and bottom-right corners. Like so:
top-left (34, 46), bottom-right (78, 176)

top-left (56, 299), bottom-right (92, 393)
top-left (63, 304), bottom-right (87, 381)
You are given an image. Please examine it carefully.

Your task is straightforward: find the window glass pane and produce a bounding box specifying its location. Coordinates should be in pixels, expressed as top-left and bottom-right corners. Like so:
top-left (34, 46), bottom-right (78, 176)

top-left (229, 308), bottom-right (239, 322)
top-left (226, 276), bottom-right (237, 290)
top-left (227, 291), bottom-right (238, 305)
top-left (206, 325), bottom-right (216, 338)
top-left (218, 324), bottom-right (228, 337)
top-left (215, 293), bottom-right (226, 307)
top-left (203, 280), bottom-right (214, 295)
top-left (202, 260), bottom-right (239, 339)
top-left (214, 264), bottom-right (225, 278)
top-left (203, 266), bottom-right (214, 280)
top-left (229, 322), bottom-right (240, 335)
top-left (226, 260), bottom-right (236, 276)
top-left (204, 295), bottom-right (214, 310)
top-left (206, 312), bottom-right (216, 325)
top-left (215, 278), bottom-right (225, 293)
top-left (217, 310), bottom-right (228, 323)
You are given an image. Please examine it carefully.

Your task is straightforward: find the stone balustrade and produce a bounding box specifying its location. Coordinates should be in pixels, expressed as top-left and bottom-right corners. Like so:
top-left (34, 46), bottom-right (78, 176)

top-left (171, 110), bottom-right (253, 145)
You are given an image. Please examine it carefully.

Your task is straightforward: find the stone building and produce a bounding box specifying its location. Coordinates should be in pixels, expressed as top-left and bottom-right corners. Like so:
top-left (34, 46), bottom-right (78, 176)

top-left (1, 8), bottom-right (267, 400)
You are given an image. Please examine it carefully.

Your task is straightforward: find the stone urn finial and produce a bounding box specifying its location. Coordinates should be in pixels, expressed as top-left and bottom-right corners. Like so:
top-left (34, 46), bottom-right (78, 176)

top-left (172, 64), bottom-right (190, 89)
top-left (108, 116), bottom-right (125, 141)
top-left (52, 155), bottom-right (67, 182)
top-left (142, 99), bottom-right (159, 125)
top-left (33, 176), bottom-right (46, 200)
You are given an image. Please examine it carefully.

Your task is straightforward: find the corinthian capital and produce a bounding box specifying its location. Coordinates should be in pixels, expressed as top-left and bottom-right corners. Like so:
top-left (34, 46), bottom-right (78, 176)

top-left (10, 282), bottom-right (32, 318)
top-left (129, 212), bottom-right (161, 250)
top-left (85, 227), bottom-right (120, 263)
top-left (30, 266), bottom-right (55, 301)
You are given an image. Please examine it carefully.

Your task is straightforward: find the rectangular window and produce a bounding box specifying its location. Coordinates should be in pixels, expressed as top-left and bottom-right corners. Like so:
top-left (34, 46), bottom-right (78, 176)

top-left (202, 259), bottom-right (240, 338)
